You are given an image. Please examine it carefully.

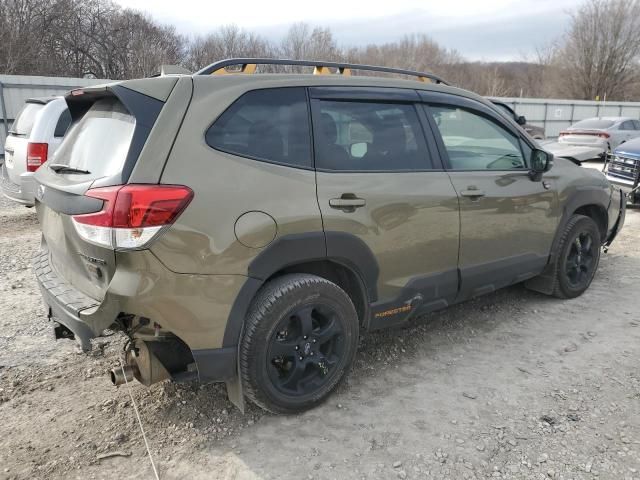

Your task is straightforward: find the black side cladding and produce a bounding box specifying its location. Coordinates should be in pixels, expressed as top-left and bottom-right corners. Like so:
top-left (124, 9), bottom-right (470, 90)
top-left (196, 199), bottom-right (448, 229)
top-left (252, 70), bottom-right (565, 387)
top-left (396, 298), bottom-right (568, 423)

top-left (65, 85), bottom-right (165, 184)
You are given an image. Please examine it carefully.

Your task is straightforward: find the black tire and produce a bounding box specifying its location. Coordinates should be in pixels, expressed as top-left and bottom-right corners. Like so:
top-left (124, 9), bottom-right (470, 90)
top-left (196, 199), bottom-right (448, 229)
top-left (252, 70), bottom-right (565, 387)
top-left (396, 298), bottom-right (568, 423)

top-left (240, 274), bottom-right (359, 414)
top-left (552, 214), bottom-right (601, 299)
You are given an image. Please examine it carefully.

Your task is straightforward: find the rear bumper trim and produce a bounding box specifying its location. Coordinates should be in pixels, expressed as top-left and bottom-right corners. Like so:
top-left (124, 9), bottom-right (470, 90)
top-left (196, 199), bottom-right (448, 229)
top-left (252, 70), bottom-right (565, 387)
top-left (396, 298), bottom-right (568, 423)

top-left (191, 347), bottom-right (237, 382)
top-left (33, 249), bottom-right (100, 351)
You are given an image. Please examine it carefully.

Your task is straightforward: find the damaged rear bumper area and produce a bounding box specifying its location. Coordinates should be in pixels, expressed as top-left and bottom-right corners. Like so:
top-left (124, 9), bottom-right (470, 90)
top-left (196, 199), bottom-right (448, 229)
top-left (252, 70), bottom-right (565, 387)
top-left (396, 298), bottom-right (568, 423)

top-left (32, 247), bottom-right (245, 387)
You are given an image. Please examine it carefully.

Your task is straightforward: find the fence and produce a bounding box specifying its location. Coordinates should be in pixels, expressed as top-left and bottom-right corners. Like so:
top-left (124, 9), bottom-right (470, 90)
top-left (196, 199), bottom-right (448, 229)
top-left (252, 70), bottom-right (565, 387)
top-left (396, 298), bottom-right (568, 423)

top-left (490, 97), bottom-right (640, 138)
top-left (0, 74), bottom-right (110, 155)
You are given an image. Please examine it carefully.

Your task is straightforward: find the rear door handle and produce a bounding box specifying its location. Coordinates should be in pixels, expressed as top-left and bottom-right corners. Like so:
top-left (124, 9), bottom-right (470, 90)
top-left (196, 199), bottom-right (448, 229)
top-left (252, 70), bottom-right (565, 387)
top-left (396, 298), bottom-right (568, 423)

top-left (329, 196), bottom-right (366, 211)
top-left (460, 189), bottom-right (485, 198)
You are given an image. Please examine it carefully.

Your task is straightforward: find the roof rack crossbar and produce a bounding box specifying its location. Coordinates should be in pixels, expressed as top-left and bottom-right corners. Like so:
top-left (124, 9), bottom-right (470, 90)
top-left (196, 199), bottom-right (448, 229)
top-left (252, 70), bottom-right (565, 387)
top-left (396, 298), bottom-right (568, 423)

top-left (195, 58), bottom-right (448, 85)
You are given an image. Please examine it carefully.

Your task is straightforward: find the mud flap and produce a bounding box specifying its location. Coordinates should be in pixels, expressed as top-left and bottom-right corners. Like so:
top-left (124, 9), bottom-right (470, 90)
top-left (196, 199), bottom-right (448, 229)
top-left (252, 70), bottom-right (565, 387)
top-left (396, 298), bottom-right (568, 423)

top-left (226, 376), bottom-right (245, 413)
top-left (523, 262), bottom-right (556, 295)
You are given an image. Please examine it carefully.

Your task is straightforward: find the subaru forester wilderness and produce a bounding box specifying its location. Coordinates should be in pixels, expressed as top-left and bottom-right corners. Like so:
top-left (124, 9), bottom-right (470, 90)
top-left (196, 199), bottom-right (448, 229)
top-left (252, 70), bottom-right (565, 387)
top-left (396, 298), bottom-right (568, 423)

top-left (33, 59), bottom-right (625, 414)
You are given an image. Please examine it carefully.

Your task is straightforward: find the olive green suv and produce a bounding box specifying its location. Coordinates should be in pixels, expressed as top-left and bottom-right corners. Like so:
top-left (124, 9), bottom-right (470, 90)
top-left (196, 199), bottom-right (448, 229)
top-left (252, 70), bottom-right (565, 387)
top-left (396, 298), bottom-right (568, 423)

top-left (32, 59), bottom-right (625, 414)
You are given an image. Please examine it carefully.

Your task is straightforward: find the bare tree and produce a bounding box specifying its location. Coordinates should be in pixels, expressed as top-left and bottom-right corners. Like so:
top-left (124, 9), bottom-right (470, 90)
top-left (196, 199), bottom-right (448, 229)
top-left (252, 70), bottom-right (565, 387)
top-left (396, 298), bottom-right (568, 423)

top-left (556, 0), bottom-right (640, 100)
top-left (184, 25), bottom-right (273, 72)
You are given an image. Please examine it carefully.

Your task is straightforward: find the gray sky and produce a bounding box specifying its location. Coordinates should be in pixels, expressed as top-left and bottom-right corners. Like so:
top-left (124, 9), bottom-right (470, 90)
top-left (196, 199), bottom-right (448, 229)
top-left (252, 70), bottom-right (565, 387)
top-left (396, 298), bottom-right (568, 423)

top-left (115, 0), bottom-right (582, 61)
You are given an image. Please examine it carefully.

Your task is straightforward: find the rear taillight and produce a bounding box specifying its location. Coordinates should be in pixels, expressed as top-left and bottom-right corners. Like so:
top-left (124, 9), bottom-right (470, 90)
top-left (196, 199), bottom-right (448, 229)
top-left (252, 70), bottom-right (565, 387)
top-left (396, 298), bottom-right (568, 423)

top-left (71, 184), bottom-right (193, 250)
top-left (26, 142), bottom-right (48, 172)
top-left (560, 130), bottom-right (610, 139)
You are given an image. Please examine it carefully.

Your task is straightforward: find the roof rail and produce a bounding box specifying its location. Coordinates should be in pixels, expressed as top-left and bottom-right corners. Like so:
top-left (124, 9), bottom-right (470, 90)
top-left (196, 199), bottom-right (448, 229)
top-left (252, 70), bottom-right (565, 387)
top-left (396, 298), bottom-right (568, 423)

top-left (195, 58), bottom-right (448, 85)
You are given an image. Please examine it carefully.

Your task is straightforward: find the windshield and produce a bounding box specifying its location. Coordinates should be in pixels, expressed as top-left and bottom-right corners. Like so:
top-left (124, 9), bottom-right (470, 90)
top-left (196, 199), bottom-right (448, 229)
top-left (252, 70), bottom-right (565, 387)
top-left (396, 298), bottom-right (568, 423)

top-left (53, 98), bottom-right (135, 178)
top-left (571, 119), bottom-right (615, 129)
top-left (11, 102), bottom-right (44, 135)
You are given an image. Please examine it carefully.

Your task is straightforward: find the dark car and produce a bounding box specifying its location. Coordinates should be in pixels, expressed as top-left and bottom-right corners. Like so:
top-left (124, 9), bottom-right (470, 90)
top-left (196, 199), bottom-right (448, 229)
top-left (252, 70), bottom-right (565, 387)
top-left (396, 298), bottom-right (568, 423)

top-left (491, 100), bottom-right (545, 139)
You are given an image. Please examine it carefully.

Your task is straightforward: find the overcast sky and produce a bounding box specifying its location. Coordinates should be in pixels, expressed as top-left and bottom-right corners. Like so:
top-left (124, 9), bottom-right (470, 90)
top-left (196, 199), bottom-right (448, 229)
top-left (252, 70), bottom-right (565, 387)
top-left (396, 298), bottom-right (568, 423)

top-left (114, 0), bottom-right (582, 61)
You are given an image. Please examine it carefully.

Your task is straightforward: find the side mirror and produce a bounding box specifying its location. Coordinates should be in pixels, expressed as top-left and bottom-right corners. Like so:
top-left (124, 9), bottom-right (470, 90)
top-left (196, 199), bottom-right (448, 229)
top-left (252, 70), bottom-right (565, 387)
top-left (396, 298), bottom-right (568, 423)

top-left (516, 115), bottom-right (527, 126)
top-left (529, 149), bottom-right (552, 181)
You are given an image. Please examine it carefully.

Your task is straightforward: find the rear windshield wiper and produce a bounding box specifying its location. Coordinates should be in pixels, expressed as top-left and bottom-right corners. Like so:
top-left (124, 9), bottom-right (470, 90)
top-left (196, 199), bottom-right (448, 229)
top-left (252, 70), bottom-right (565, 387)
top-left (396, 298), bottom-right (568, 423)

top-left (8, 130), bottom-right (25, 137)
top-left (49, 164), bottom-right (91, 174)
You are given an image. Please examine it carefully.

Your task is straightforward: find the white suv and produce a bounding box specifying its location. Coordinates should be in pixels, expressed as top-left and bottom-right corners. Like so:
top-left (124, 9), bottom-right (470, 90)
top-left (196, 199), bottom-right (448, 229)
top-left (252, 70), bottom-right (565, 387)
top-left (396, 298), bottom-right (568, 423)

top-left (1, 97), bottom-right (70, 206)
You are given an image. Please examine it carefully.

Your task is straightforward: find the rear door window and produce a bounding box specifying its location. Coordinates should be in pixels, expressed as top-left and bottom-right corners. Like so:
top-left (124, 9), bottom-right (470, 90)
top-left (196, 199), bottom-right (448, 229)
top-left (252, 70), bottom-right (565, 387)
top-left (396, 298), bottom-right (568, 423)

top-left (205, 87), bottom-right (312, 168)
top-left (11, 102), bottom-right (44, 136)
top-left (312, 100), bottom-right (431, 171)
top-left (53, 98), bottom-right (135, 178)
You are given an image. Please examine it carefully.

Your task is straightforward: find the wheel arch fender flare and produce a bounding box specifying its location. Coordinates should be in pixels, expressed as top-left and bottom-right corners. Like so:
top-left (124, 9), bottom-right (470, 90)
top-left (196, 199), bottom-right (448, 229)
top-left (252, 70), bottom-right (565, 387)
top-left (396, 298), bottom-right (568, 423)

top-left (222, 231), bottom-right (379, 349)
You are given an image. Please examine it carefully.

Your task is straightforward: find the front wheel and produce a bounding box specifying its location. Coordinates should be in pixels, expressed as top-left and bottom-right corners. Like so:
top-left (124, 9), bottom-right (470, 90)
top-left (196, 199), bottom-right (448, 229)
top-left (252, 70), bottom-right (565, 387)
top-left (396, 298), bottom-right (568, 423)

top-left (240, 274), bottom-right (359, 414)
top-left (552, 214), bottom-right (601, 298)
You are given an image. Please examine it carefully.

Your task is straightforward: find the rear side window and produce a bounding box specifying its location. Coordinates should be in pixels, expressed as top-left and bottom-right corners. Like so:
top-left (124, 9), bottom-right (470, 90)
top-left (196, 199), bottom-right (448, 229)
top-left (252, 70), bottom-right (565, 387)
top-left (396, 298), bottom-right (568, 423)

top-left (54, 109), bottom-right (72, 137)
top-left (621, 120), bottom-right (637, 130)
top-left (312, 101), bottom-right (430, 171)
top-left (206, 87), bottom-right (312, 168)
top-left (11, 102), bottom-right (43, 136)
top-left (53, 98), bottom-right (135, 178)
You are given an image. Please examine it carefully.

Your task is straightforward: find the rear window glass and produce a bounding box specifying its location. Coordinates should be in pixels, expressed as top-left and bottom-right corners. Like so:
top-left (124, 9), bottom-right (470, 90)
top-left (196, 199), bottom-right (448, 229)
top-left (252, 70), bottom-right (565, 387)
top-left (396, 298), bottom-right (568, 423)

top-left (11, 102), bottom-right (44, 136)
top-left (53, 98), bottom-right (135, 178)
top-left (54, 109), bottom-right (72, 137)
top-left (205, 87), bottom-right (312, 168)
top-left (571, 119), bottom-right (614, 129)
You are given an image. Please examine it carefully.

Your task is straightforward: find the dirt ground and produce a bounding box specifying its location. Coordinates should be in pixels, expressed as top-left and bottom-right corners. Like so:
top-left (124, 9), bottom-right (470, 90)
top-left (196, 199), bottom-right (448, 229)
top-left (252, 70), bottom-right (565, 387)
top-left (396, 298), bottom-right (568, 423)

top-left (1, 178), bottom-right (640, 480)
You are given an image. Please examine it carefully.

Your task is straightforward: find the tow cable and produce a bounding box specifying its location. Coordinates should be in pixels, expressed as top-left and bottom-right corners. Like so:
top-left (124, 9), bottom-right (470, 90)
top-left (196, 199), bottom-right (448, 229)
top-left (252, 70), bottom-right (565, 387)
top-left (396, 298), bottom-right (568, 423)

top-left (120, 361), bottom-right (160, 480)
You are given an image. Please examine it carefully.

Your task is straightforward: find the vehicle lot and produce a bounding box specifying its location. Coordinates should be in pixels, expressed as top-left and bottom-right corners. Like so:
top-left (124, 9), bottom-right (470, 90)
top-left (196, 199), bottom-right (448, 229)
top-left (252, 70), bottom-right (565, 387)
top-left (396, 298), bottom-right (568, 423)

top-left (1, 186), bottom-right (640, 480)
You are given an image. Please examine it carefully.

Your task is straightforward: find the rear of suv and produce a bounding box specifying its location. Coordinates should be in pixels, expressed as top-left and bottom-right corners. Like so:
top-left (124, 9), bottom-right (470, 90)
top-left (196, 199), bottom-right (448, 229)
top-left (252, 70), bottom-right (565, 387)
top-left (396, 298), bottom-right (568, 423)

top-left (33, 60), bottom-right (625, 414)
top-left (1, 97), bottom-right (71, 205)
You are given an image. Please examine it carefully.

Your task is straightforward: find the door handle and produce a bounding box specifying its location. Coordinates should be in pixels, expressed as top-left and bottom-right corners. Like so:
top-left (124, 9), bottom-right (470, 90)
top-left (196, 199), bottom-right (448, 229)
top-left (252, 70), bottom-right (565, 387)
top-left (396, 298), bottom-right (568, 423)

top-left (329, 195), bottom-right (366, 211)
top-left (460, 188), bottom-right (485, 198)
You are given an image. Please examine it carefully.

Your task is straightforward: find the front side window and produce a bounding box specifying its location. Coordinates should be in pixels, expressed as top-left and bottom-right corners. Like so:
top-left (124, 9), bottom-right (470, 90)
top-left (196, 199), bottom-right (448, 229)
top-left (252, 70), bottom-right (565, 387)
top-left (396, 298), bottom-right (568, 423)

top-left (312, 101), bottom-right (430, 171)
top-left (206, 87), bottom-right (311, 168)
top-left (429, 105), bottom-right (526, 170)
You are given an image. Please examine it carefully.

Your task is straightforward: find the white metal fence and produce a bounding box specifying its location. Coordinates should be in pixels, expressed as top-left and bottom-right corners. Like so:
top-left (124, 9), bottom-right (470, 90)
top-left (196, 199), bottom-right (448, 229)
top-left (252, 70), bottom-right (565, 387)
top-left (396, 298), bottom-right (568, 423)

top-left (0, 74), bottom-right (110, 155)
top-left (490, 97), bottom-right (640, 138)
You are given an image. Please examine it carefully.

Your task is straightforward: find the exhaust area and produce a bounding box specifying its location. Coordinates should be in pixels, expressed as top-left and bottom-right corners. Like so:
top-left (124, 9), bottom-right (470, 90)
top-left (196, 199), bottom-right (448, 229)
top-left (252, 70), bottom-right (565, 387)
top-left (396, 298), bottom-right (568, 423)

top-left (110, 365), bottom-right (138, 386)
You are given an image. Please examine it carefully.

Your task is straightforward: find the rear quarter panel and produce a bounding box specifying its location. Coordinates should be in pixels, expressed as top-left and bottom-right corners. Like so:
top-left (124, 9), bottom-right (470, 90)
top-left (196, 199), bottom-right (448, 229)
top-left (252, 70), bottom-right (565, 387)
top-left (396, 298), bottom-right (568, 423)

top-left (153, 77), bottom-right (323, 275)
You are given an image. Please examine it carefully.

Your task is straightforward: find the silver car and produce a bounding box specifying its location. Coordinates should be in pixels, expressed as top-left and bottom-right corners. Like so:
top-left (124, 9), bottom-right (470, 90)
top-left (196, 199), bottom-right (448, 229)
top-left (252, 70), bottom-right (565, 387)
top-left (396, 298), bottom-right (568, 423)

top-left (1, 97), bottom-right (71, 206)
top-left (559, 117), bottom-right (640, 157)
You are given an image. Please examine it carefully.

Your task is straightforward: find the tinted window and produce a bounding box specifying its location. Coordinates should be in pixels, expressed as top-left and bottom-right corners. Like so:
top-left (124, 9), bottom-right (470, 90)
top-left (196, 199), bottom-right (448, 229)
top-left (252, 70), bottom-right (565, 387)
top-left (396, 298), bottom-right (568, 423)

top-left (54, 109), bottom-right (72, 137)
top-left (429, 105), bottom-right (526, 170)
top-left (312, 101), bottom-right (430, 171)
top-left (53, 98), bottom-right (135, 179)
top-left (621, 120), bottom-right (636, 130)
top-left (571, 119), bottom-right (614, 129)
top-left (634, 120), bottom-right (640, 130)
top-left (11, 102), bottom-right (43, 136)
top-left (206, 88), bottom-right (311, 168)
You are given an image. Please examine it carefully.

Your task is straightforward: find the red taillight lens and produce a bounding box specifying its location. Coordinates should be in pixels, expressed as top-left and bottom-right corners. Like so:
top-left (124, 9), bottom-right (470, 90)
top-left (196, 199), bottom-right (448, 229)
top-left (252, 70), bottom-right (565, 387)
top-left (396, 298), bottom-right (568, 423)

top-left (598, 132), bottom-right (610, 139)
top-left (72, 184), bottom-right (193, 249)
top-left (111, 185), bottom-right (194, 228)
top-left (26, 142), bottom-right (48, 172)
top-left (559, 131), bottom-right (569, 137)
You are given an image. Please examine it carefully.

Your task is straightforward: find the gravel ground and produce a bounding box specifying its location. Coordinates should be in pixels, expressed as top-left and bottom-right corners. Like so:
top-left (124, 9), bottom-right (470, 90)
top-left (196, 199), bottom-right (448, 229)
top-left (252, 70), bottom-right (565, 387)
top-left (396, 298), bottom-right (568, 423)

top-left (1, 189), bottom-right (640, 480)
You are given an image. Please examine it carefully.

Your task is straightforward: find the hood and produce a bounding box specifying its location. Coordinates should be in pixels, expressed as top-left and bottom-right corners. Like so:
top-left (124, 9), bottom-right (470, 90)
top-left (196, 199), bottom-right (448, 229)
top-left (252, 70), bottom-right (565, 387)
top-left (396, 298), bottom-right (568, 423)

top-left (615, 137), bottom-right (640, 157)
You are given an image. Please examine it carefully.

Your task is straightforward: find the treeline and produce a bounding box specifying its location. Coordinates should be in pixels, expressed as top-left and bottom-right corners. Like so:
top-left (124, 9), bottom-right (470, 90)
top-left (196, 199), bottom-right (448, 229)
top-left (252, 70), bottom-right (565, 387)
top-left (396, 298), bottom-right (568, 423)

top-left (0, 0), bottom-right (638, 100)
